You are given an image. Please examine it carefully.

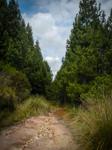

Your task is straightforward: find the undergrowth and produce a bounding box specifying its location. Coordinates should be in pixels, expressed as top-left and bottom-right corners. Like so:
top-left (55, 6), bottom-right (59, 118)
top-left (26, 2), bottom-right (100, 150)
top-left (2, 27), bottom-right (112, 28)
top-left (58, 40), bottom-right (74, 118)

top-left (66, 99), bottom-right (112, 150)
top-left (0, 96), bottom-right (52, 130)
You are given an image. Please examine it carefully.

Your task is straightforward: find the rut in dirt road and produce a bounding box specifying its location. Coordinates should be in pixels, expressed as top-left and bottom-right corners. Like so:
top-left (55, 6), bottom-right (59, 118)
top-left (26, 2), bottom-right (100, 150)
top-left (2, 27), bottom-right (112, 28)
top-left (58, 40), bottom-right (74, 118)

top-left (0, 113), bottom-right (77, 150)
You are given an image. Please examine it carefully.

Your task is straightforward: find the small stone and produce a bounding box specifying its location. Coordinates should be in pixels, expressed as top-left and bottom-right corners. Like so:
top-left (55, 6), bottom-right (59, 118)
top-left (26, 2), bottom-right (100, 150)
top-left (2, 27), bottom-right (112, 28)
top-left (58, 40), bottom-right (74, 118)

top-left (49, 133), bottom-right (53, 138)
top-left (35, 136), bottom-right (39, 140)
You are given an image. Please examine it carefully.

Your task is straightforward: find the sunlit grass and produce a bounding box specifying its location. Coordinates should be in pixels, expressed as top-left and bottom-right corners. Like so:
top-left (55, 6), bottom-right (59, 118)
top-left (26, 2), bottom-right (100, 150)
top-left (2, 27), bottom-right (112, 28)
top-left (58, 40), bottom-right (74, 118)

top-left (0, 96), bottom-right (52, 130)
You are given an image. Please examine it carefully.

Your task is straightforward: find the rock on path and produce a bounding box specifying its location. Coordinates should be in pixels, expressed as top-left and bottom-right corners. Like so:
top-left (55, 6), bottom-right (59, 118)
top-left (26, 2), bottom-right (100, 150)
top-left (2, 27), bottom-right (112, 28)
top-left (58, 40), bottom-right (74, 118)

top-left (0, 113), bottom-right (76, 150)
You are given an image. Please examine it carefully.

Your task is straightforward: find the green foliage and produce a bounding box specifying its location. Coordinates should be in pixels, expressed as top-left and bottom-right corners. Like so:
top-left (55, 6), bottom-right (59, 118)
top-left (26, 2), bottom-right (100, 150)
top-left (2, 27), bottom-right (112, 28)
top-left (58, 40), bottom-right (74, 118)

top-left (0, 0), bottom-right (52, 97)
top-left (52, 0), bottom-right (112, 105)
top-left (82, 75), bottom-right (112, 100)
top-left (0, 0), bottom-right (8, 58)
top-left (0, 63), bottom-right (31, 111)
top-left (0, 87), bottom-right (17, 111)
top-left (67, 83), bottom-right (86, 102)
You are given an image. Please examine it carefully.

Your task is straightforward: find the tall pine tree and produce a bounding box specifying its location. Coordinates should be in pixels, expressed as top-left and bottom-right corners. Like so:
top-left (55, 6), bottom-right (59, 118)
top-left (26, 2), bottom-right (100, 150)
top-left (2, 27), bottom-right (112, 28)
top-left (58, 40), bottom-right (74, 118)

top-left (53, 0), bottom-right (112, 104)
top-left (0, 0), bottom-right (8, 58)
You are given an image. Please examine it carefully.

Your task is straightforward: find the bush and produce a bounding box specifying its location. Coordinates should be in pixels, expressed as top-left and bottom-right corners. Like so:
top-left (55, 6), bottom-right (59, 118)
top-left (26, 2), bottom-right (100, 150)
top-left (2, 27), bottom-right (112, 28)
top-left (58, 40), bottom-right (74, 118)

top-left (0, 63), bottom-right (31, 111)
top-left (0, 87), bottom-right (17, 111)
top-left (81, 75), bottom-right (112, 101)
top-left (67, 82), bottom-right (88, 104)
top-left (72, 100), bottom-right (112, 150)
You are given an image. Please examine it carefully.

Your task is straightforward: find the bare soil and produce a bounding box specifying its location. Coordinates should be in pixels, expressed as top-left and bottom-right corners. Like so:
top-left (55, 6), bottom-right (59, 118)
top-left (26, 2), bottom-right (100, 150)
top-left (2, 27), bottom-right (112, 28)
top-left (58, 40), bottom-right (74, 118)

top-left (0, 112), bottom-right (77, 150)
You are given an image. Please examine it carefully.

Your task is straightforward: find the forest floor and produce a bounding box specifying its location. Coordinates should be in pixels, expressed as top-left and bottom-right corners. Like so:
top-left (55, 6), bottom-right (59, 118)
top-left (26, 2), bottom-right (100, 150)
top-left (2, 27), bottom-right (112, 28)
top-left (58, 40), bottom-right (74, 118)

top-left (0, 109), bottom-right (77, 150)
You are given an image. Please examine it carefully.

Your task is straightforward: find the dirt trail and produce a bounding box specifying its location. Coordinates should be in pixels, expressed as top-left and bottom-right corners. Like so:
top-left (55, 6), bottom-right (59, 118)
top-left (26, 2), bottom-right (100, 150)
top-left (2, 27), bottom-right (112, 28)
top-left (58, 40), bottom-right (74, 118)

top-left (0, 111), bottom-right (77, 150)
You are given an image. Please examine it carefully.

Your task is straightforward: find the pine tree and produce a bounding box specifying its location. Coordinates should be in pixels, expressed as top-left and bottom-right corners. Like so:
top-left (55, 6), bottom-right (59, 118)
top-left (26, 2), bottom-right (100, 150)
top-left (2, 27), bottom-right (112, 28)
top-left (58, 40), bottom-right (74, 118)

top-left (4, 0), bottom-right (24, 69)
top-left (53, 0), bottom-right (109, 104)
top-left (79, 0), bottom-right (100, 27)
top-left (104, 9), bottom-right (112, 74)
top-left (26, 23), bottom-right (34, 46)
top-left (107, 9), bottom-right (112, 39)
top-left (8, 0), bottom-right (22, 38)
top-left (43, 61), bottom-right (52, 98)
top-left (35, 41), bottom-right (43, 60)
top-left (0, 0), bottom-right (8, 59)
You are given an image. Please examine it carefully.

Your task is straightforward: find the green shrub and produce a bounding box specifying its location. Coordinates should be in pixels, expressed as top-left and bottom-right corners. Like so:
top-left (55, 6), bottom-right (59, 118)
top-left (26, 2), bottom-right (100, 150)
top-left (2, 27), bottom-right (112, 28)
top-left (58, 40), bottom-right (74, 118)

top-left (0, 63), bottom-right (31, 111)
top-left (0, 87), bottom-right (17, 111)
top-left (67, 82), bottom-right (89, 103)
top-left (82, 75), bottom-right (112, 101)
top-left (73, 100), bottom-right (112, 150)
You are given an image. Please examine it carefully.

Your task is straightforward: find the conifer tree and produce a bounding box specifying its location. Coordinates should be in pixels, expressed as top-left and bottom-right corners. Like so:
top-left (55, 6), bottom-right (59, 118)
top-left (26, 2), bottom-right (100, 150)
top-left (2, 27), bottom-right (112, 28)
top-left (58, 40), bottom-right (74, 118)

top-left (0, 0), bottom-right (8, 58)
top-left (53, 0), bottom-right (111, 104)
top-left (79, 0), bottom-right (100, 27)
top-left (8, 0), bottom-right (22, 38)
top-left (104, 9), bottom-right (112, 74)
top-left (26, 23), bottom-right (34, 46)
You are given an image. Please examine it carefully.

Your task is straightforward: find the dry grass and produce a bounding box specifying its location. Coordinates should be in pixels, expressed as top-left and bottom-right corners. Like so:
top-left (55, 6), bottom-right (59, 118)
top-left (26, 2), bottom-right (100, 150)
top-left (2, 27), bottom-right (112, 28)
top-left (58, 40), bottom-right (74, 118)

top-left (69, 99), bottom-right (112, 150)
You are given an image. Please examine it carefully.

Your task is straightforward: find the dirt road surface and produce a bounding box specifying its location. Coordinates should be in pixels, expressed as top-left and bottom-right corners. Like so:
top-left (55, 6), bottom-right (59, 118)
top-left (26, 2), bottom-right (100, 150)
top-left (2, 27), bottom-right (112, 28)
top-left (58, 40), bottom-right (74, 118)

top-left (0, 113), bottom-right (77, 150)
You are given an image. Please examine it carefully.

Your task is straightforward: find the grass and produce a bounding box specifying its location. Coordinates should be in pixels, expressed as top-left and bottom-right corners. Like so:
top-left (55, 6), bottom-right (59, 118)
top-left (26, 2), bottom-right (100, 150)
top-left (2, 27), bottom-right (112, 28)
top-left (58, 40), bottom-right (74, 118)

top-left (67, 99), bottom-right (112, 150)
top-left (0, 96), bottom-right (52, 130)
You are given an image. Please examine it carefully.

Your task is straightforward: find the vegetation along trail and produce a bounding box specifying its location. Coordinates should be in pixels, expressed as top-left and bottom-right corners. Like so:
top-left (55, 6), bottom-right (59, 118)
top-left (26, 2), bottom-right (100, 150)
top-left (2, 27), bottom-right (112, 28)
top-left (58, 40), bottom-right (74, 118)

top-left (0, 110), bottom-right (77, 150)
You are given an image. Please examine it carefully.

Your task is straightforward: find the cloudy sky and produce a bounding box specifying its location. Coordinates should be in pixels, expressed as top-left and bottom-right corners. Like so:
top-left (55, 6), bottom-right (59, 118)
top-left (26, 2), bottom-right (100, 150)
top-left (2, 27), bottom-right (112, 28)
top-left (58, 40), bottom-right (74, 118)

top-left (18, 0), bottom-right (112, 76)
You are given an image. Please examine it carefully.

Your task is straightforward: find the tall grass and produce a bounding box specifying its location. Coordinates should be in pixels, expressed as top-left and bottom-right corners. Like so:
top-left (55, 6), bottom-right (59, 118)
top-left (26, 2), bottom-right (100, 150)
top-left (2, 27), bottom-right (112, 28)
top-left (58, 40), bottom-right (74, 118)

top-left (70, 99), bottom-right (112, 150)
top-left (0, 96), bottom-right (51, 130)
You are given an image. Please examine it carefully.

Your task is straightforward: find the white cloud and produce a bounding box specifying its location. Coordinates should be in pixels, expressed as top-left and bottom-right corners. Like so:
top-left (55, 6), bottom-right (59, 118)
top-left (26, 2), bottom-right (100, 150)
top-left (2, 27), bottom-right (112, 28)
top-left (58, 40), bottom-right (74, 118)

top-left (99, 0), bottom-right (112, 16)
top-left (45, 56), bottom-right (61, 77)
top-left (45, 56), bottom-right (60, 63)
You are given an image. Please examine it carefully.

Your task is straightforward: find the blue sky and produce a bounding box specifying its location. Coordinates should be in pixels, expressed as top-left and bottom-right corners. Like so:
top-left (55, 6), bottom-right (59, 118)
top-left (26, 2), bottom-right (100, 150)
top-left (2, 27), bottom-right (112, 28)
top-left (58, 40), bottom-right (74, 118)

top-left (18, 0), bottom-right (112, 76)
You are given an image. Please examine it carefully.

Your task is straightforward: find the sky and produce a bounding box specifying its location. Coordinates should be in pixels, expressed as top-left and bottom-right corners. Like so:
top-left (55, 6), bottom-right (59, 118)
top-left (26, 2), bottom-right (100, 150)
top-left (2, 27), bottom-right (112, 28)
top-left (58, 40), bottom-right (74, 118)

top-left (18, 0), bottom-right (112, 76)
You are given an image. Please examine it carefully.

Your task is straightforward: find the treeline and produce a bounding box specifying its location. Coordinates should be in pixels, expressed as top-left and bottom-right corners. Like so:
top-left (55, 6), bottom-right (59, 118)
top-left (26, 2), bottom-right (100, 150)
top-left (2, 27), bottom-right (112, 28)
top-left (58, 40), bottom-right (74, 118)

top-left (52, 0), bottom-right (112, 105)
top-left (0, 0), bottom-right (52, 111)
